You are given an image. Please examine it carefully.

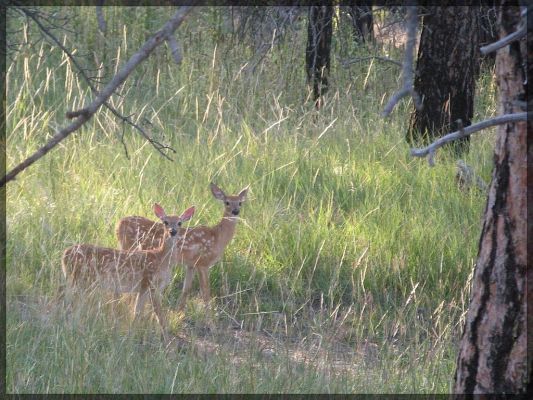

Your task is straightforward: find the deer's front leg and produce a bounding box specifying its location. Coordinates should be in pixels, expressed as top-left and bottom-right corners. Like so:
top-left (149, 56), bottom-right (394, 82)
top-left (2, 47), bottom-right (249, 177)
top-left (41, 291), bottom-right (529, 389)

top-left (177, 265), bottom-right (195, 312)
top-left (197, 267), bottom-right (211, 307)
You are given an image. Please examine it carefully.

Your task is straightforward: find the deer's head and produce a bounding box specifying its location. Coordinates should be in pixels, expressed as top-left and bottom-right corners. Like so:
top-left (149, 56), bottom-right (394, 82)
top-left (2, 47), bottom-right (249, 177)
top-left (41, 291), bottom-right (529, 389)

top-left (210, 183), bottom-right (248, 217)
top-left (153, 203), bottom-right (195, 237)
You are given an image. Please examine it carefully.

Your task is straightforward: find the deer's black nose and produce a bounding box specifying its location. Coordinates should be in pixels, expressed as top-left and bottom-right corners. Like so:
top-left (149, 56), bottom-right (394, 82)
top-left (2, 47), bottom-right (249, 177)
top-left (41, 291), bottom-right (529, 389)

top-left (170, 228), bottom-right (178, 236)
top-left (232, 209), bottom-right (239, 216)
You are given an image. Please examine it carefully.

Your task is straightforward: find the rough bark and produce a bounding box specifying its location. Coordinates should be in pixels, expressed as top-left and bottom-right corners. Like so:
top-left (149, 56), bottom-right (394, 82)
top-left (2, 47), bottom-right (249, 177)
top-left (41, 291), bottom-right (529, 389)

top-left (346, 3), bottom-right (373, 43)
top-left (453, 4), bottom-right (529, 395)
top-left (306, 4), bottom-right (333, 109)
top-left (407, 6), bottom-right (481, 156)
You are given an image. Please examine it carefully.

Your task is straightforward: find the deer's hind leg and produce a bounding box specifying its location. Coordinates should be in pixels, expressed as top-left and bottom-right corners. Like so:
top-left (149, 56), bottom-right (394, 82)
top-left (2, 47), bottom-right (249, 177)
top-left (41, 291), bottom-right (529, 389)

top-left (133, 288), bottom-right (148, 320)
top-left (149, 288), bottom-right (168, 342)
top-left (197, 266), bottom-right (215, 329)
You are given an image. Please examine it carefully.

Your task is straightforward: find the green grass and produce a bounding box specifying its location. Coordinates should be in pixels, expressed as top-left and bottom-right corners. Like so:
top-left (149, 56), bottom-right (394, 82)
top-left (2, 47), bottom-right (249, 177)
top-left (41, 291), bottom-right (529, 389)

top-left (5, 7), bottom-right (497, 393)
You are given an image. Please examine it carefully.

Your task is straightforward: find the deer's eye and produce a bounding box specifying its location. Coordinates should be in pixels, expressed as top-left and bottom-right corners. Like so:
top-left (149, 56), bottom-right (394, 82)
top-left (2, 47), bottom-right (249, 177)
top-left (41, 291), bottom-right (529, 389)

top-left (225, 201), bottom-right (230, 206)
top-left (178, 221), bottom-right (182, 227)
top-left (163, 221), bottom-right (169, 226)
top-left (239, 202), bottom-right (242, 206)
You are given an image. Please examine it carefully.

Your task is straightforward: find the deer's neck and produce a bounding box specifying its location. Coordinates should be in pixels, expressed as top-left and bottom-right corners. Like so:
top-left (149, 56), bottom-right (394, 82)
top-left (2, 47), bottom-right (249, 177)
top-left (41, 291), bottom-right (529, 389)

top-left (215, 211), bottom-right (239, 248)
top-left (158, 234), bottom-right (179, 267)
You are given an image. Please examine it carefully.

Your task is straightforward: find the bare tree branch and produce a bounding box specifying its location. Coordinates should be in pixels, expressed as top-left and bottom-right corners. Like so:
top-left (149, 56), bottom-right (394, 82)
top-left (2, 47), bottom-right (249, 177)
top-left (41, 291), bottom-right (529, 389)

top-left (410, 113), bottom-right (528, 165)
top-left (480, 24), bottom-right (526, 55)
top-left (2, 6), bottom-right (193, 187)
top-left (96, 1), bottom-right (107, 34)
top-left (480, 6), bottom-right (528, 55)
top-left (381, 5), bottom-right (421, 117)
top-left (166, 35), bottom-right (182, 64)
top-left (17, 5), bottom-right (175, 160)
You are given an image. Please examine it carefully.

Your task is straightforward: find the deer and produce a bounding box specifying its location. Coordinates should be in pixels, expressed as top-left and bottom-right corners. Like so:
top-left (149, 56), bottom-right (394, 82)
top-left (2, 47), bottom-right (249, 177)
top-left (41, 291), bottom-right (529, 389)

top-left (61, 203), bottom-right (195, 340)
top-left (116, 183), bottom-right (248, 313)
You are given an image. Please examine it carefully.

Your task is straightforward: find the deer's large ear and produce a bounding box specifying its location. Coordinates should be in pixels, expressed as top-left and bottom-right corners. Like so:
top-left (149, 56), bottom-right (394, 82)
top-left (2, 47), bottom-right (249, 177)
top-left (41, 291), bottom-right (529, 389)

top-left (238, 186), bottom-right (249, 201)
top-left (210, 183), bottom-right (226, 201)
top-left (180, 206), bottom-right (195, 222)
top-left (153, 203), bottom-right (166, 220)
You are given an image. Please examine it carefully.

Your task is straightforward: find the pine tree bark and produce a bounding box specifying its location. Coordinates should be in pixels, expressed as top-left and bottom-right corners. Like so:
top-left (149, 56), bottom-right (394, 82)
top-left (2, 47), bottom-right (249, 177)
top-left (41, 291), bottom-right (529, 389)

top-left (453, 4), bottom-right (529, 395)
top-left (407, 6), bottom-right (481, 156)
top-left (306, 4), bottom-right (333, 109)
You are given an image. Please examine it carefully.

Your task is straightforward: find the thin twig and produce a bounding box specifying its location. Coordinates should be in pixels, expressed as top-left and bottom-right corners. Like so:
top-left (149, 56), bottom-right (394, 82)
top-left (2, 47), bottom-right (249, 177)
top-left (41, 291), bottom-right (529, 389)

top-left (410, 113), bottom-right (528, 165)
top-left (243, 10), bottom-right (293, 74)
top-left (382, 5), bottom-right (421, 117)
top-left (1, 6), bottom-right (193, 187)
top-left (14, 5), bottom-right (74, 34)
top-left (18, 6), bottom-right (176, 160)
top-left (480, 6), bottom-right (528, 55)
top-left (341, 56), bottom-right (402, 68)
top-left (119, 121), bottom-right (130, 160)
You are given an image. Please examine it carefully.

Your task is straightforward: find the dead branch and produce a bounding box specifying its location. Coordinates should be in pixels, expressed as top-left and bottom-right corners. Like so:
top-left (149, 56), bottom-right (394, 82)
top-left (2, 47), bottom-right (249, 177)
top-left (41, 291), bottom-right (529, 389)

top-left (1, 6), bottom-right (193, 187)
top-left (381, 5), bottom-right (421, 117)
top-left (17, 6), bottom-right (175, 160)
top-left (96, 2), bottom-right (107, 34)
top-left (480, 6), bottom-right (528, 55)
top-left (166, 35), bottom-right (182, 64)
top-left (410, 113), bottom-right (528, 165)
top-left (2, 115), bottom-right (93, 187)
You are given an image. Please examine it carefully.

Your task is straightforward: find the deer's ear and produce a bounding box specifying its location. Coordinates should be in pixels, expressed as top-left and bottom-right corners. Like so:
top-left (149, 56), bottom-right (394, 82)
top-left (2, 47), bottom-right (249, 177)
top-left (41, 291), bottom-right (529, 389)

top-left (180, 206), bottom-right (195, 222)
top-left (210, 183), bottom-right (226, 200)
top-left (238, 186), bottom-right (249, 201)
top-left (153, 203), bottom-right (166, 219)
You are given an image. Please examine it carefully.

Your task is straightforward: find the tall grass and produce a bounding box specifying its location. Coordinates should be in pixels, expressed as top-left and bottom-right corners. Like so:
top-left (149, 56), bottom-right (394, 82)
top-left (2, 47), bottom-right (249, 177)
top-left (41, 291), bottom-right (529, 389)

top-left (5, 7), bottom-right (497, 393)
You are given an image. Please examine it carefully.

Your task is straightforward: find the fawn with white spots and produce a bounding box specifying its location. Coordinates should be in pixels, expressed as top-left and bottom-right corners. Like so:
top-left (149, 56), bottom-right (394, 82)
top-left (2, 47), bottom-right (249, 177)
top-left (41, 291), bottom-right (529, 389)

top-left (116, 183), bottom-right (248, 312)
top-left (62, 204), bottom-right (195, 340)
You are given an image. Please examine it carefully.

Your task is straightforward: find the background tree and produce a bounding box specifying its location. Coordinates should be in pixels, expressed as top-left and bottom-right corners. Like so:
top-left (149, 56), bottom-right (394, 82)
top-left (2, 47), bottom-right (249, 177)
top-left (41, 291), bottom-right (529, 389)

top-left (344, 3), bottom-right (373, 44)
top-left (452, 4), bottom-right (529, 394)
top-left (306, 4), bottom-right (333, 109)
top-left (407, 6), bottom-right (481, 156)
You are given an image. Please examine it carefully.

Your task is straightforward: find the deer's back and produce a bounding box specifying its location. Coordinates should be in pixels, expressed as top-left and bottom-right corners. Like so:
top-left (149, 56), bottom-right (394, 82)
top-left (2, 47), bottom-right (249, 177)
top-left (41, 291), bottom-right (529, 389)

top-left (116, 216), bottom-right (166, 251)
top-left (61, 243), bottom-right (157, 292)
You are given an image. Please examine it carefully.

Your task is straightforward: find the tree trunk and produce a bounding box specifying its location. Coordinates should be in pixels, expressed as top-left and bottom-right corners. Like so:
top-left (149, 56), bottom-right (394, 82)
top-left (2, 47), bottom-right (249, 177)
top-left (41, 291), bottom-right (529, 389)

top-left (306, 4), bottom-right (333, 109)
top-left (453, 4), bottom-right (529, 395)
top-left (346, 4), bottom-right (373, 43)
top-left (407, 6), bottom-right (481, 156)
